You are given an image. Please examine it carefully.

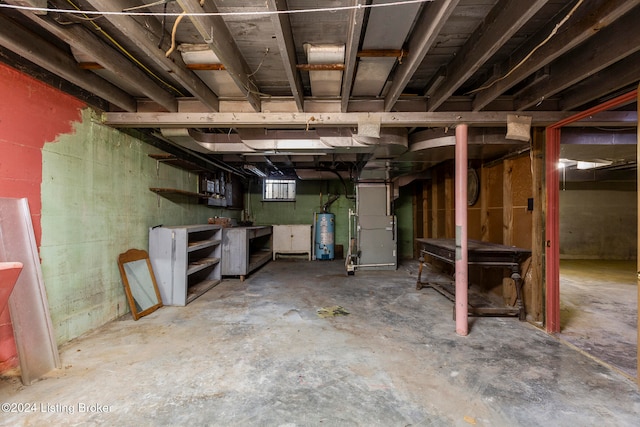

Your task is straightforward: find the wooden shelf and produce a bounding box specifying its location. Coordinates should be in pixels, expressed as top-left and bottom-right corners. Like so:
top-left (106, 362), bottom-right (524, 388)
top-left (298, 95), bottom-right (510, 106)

top-left (149, 154), bottom-right (204, 172)
top-left (186, 279), bottom-right (221, 304)
top-left (149, 187), bottom-right (207, 199)
top-left (188, 239), bottom-right (222, 252)
top-left (187, 257), bottom-right (220, 275)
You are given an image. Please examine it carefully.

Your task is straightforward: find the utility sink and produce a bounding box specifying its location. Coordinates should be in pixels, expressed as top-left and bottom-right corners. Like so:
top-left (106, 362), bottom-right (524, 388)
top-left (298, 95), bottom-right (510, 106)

top-left (0, 262), bottom-right (23, 313)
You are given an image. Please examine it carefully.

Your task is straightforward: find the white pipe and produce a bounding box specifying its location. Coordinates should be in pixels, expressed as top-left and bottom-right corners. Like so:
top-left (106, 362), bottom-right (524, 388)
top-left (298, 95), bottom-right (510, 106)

top-left (455, 124), bottom-right (469, 336)
top-left (352, 263), bottom-right (396, 269)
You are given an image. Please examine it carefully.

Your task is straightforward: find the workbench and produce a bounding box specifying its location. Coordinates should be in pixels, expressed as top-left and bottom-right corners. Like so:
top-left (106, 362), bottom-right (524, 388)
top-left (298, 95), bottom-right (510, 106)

top-left (415, 238), bottom-right (531, 320)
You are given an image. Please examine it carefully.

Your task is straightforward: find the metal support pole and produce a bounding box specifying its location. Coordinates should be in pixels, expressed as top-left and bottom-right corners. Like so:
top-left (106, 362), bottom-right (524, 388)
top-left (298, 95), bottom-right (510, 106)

top-left (455, 124), bottom-right (469, 336)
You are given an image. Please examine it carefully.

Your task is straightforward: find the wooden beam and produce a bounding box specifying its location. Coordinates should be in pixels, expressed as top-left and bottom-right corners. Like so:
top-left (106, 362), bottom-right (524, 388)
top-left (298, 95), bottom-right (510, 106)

top-left (472, 0), bottom-right (637, 111)
top-left (186, 64), bottom-right (226, 71)
top-left (357, 49), bottom-right (408, 58)
top-left (177, 0), bottom-right (261, 112)
top-left (101, 110), bottom-right (635, 128)
top-left (480, 166), bottom-right (490, 242)
top-left (383, 0), bottom-right (460, 112)
top-left (8, 3), bottom-right (179, 112)
top-left (341, 0), bottom-right (367, 113)
top-left (444, 170), bottom-right (454, 239)
top-left (529, 127), bottom-right (544, 323)
top-left (9, 0), bottom-right (46, 14)
top-left (560, 51), bottom-right (640, 110)
top-left (268, 0), bottom-right (304, 112)
top-left (297, 64), bottom-right (345, 71)
top-left (515, 7), bottom-right (640, 110)
top-left (422, 182), bottom-right (430, 238)
top-left (503, 159), bottom-right (514, 247)
top-left (85, 0), bottom-right (219, 112)
top-left (431, 170), bottom-right (439, 237)
top-left (427, 0), bottom-right (548, 112)
top-left (0, 15), bottom-right (136, 111)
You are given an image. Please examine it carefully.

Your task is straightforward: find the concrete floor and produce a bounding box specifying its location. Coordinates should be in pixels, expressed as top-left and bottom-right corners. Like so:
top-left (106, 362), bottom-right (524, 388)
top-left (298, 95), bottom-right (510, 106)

top-left (558, 259), bottom-right (637, 378)
top-left (1, 259), bottom-right (640, 426)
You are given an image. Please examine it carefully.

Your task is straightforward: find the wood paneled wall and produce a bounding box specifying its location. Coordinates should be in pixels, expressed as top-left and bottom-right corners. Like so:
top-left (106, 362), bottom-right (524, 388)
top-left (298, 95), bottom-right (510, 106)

top-left (414, 144), bottom-right (544, 323)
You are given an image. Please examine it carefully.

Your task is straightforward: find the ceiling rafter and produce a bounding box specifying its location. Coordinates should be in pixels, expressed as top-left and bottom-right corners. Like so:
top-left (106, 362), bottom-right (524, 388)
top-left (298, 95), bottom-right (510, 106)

top-left (6, 1), bottom-right (178, 112)
top-left (560, 51), bottom-right (640, 110)
top-left (383, 0), bottom-right (460, 112)
top-left (427, 0), bottom-right (548, 112)
top-left (268, 0), bottom-right (304, 112)
top-left (341, 0), bottom-right (367, 113)
top-left (472, 0), bottom-right (638, 111)
top-left (176, 0), bottom-right (261, 113)
top-left (514, 7), bottom-right (640, 110)
top-left (0, 14), bottom-right (136, 111)
top-left (85, 0), bottom-right (220, 112)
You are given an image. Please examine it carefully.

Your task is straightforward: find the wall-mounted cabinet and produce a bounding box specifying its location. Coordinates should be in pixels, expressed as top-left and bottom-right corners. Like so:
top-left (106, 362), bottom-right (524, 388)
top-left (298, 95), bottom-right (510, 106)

top-left (273, 224), bottom-right (312, 260)
top-left (149, 224), bottom-right (222, 306)
top-left (221, 226), bottom-right (272, 281)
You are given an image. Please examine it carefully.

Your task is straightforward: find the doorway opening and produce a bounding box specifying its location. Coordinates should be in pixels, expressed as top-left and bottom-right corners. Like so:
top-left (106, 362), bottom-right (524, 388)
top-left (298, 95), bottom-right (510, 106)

top-left (545, 88), bottom-right (638, 380)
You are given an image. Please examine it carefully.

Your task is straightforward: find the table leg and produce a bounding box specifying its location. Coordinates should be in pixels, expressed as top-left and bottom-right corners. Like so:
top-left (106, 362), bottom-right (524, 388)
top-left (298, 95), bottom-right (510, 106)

top-left (511, 266), bottom-right (525, 321)
top-left (416, 257), bottom-right (424, 290)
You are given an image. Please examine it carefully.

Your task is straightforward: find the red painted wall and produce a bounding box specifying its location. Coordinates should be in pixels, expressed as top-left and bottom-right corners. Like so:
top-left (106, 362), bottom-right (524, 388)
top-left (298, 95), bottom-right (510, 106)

top-left (0, 63), bottom-right (84, 371)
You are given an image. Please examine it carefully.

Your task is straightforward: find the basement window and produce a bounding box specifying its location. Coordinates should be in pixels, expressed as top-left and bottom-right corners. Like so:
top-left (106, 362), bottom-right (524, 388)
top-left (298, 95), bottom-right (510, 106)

top-left (263, 179), bottom-right (296, 201)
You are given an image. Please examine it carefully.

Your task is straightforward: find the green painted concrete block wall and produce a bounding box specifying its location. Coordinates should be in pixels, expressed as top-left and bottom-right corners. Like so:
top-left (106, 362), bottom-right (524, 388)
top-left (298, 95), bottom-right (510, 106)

top-left (246, 179), bottom-right (355, 254)
top-left (40, 109), bottom-right (230, 345)
top-left (246, 179), bottom-right (415, 259)
top-left (395, 184), bottom-right (414, 260)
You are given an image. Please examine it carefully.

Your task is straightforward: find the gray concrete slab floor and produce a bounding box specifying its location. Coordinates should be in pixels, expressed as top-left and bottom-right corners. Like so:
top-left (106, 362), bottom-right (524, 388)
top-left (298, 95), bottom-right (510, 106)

top-left (558, 259), bottom-right (637, 378)
top-left (1, 259), bottom-right (639, 426)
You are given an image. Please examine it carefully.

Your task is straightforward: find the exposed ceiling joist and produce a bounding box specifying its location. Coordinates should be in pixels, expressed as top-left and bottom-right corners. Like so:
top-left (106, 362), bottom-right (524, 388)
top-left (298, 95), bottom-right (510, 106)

top-left (427, 0), bottom-right (548, 112)
top-left (341, 0), bottom-right (367, 113)
top-left (472, 0), bottom-right (638, 111)
top-left (268, 0), bottom-right (304, 112)
top-left (383, 0), bottom-right (460, 112)
top-left (0, 14), bottom-right (136, 111)
top-left (85, 0), bottom-right (220, 112)
top-left (176, 0), bottom-right (261, 112)
top-left (514, 7), bottom-right (640, 110)
top-left (7, 2), bottom-right (178, 112)
top-left (560, 51), bottom-right (640, 110)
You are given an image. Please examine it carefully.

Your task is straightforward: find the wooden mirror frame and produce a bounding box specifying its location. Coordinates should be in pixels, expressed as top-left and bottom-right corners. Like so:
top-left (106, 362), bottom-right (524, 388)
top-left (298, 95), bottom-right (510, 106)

top-left (117, 249), bottom-right (163, 320)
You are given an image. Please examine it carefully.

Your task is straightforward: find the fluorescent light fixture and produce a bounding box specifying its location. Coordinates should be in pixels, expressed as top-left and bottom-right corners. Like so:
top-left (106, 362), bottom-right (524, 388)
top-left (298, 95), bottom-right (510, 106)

top-left (577, 160), bottom-right (612, 170)
top-left (243, 164), bottom-right (267, 177)
top-left (558, 158), bottom-right (576, 169)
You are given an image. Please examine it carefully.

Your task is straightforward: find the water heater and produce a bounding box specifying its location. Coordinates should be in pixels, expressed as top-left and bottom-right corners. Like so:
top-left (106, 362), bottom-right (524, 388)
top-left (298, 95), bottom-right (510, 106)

top-left (315, 213), bottom-right (335, 260)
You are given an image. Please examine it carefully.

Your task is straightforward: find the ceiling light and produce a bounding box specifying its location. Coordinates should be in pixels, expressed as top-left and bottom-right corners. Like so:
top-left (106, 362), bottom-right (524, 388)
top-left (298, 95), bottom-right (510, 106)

top-left (243, 164), bottom-right (267, 177)
top-left (577, 160), bottom-right (612, 170)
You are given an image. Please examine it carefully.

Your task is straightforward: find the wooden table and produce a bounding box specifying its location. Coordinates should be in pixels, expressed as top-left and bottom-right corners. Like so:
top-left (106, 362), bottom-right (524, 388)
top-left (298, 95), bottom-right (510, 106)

top-left (415, 238), bottom-right (531, 320)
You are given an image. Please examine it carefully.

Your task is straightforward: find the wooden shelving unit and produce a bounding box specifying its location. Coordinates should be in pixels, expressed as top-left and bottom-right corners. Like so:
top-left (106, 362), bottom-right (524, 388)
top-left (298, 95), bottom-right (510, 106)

top-left (221, 226), bottom-right (272, 281)
top-left (149, 224), bottom-right (222, 306)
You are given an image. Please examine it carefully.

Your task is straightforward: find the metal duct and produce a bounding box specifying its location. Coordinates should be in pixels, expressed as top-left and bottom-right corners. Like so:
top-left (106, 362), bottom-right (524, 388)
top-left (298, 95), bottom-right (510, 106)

top-left (352, 0), bottom-right (421, 96)
top-left (304, 44), bottom-right (345, 97)
top-left (179, 44), bottom-right (245, 97)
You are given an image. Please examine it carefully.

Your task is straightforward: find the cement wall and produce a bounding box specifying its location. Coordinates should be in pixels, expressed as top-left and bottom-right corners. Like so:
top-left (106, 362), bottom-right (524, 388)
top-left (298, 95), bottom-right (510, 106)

top-left (560, 188), bottom-right (637, 260)
top-left (0, 63), bottom-right (234, 370)
top-left (40, 109), bottom-right (222, 345)
top-left (0, 62), bottom-right (84, 370)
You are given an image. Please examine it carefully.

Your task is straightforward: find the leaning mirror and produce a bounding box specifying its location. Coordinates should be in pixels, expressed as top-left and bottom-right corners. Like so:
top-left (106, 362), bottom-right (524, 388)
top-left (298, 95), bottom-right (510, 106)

top-left (117, 249), bottom-right (163, 320)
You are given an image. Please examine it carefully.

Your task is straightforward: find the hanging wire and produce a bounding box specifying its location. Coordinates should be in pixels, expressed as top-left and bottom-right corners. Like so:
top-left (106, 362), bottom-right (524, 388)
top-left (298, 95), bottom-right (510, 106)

top-left (1, 0), bottom-right (435, 17)
top-left (63, 0), bottom-right (186, 96)
top-left (466, 0), bottom-right (587, 95)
